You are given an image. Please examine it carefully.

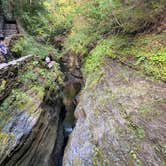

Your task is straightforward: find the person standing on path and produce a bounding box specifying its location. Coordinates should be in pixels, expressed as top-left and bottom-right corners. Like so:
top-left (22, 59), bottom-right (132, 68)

top-left (0, 34), bottom-right (13, 63)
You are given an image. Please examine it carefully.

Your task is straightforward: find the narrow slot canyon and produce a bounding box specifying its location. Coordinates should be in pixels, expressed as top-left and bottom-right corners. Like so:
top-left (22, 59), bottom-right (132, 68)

top-left (0, 1), bottom-right (166, 166)
top-left (50, 55), bottom-right (83, 166)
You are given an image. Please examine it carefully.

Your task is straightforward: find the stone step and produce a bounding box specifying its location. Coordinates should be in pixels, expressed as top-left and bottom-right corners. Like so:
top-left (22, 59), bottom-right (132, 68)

top-left (4, 24), bottom-right (17, 29)
top-left (4, 30), bottom-right (17, 36)
top-left (4, 24), bottom-right (18, 37)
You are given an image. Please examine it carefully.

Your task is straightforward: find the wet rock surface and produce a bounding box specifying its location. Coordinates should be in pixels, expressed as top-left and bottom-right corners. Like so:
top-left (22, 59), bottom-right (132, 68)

top-left (0, 87), bottom-right (63, 166)
top-left (0, 49), bottom-right (83, 166)
top-left (59, 52), bottom-right (83, 133)
top-left (63, 59), bottom-right (166, 166)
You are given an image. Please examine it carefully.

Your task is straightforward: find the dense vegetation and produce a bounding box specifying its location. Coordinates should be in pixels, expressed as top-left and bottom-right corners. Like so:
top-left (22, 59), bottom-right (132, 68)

top-left (0, 0), bottom-right (65, 130)
top-left (2, 0), bottom-right (166, 80)
top-left (0, 0), bottom-right (165, 164)
top-left (12, 0), bottom-right (166, 80)
top-left (0, 2), bottom-right (165, 118)
top-left (62, 0), bottom-right (166, 80)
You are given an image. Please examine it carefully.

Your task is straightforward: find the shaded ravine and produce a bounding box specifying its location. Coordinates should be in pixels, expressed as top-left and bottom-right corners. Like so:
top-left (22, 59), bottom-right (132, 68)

top-left (0, 53), bottom-right (82, 166)
top-left (0, 2), bottom-right (83, 163)
top-left (63, 58), bottom-right (166, 166)
top-left (0, 14), bottom-right (82, 165)
top-left (49, 54), bottom-right (83, 166)
top-left (0, 88), bottom-right (63, 166)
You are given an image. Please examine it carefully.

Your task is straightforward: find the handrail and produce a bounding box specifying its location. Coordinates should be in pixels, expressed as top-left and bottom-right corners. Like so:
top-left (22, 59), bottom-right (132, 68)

top-left (0, 54), bottom-right (33, 70)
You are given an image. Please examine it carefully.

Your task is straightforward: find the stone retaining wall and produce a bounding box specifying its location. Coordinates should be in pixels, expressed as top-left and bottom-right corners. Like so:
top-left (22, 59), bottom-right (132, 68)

top-left (0, 55), bottom-right (33, 102)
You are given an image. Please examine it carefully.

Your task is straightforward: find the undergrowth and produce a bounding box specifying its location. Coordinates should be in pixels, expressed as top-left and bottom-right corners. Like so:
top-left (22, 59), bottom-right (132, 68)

top-left (0, 59), bottom-right (64, 130)
top-left (11, 36), bottom-right (60, 59)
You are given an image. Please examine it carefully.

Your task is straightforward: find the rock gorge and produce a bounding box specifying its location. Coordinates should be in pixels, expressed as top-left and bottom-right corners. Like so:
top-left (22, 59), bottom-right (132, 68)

top-left (0, 0), bottom-right (166, 166)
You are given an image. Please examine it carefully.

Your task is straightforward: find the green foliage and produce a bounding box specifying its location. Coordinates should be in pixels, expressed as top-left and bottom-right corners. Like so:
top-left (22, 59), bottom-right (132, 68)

top-left (92, 146), bottom-right (108, 166)
top-left (1, 0), bottom-right (55, 41)
top-left (21, 11), bottom-right (51, 37)
top-left (0, 95), bottom-right (15, 130)
top-left (127, 119), bottom-right (145, 139)
top-left (60, 0), bottom-right (166, 81)
top-left (48, 0), bottom-right (76, 36)
top-left (119, 33), bottom-right (166, 80)
top-left (83, 40), bottom-right (109, 76)
top-left (83, 32), bottom-right (166, 81)
top-left (0, 58), bottom-right (64, 129)
top-left (0, 80), bottom-right (6, 93)
top-left (130, 150), bottom-right (142, 166)
top-left (83, 36), bottom-right (128, 75)
top-left (64, 0), bottom-right (165, 52)
top-left (19, 71), bottom-right (38, 83)
top-left (11, 89), bottom-right (33, 110)
top-left (17, 59), bottom-right (64, 89)
top-left (4, 0), bottom-right (166, 83)
top-left (11, 36), bottom-right (59, 58)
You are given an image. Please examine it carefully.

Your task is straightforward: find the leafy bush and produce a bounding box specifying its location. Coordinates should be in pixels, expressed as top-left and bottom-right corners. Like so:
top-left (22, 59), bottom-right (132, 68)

top-left (11, 36), bottom-right (60, 58)
top-left (64, 0), bottom-right (165, 53)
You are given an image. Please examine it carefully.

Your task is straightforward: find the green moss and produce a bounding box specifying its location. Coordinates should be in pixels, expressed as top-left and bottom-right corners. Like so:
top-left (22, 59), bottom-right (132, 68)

top-left (0, 80), bottom-right (6, 93)
top-left (117, 33), bottom-right (166, 81)
top-left (82, 36), bottom-right (128, 77)
top-left (92, 147), bottom-right (108, 166)
top-left (0, 132), bottom-right (9, 145)
top-left (136, 128), bottom-right (145, 139)
top-left (126, 117), bottom-right (145, 139)
top-left (138, 105), bottom-right (152, 116)
top-left (32, 86), bottom-right (45, 99)
top-left (130, 150), bottom-right (142, 166)
top-left (0, 96), bottom-right (14, 130)
top-left (162, 161), bottom-right (166, 166)
top-left (0, 132), bottom-right (15, 156)
top-left (12, 36), bottom-right (60, 59)
top-left (0, 58), bottom-right (64, 129)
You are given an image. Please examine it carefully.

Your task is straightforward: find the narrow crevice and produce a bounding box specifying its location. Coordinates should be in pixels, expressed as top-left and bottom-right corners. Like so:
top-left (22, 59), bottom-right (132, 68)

top-left (50, 55), bottom-right (83, 166)
top-left (49, 105), bottom-right (65, 166)
top-left (49, 94), bottom-right (79, 166)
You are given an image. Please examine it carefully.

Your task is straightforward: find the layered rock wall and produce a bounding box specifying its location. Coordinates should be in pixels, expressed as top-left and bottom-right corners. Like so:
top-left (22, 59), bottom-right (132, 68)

top-left (0, 88), bottom-right (63, 166)
top-left (63, 59), bottom-right (166, 166)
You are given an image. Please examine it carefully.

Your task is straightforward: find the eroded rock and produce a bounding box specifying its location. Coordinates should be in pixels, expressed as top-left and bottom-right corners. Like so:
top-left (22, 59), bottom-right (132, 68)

top-left (0, 87), bottom-right (63, 166)
top-left (63, 59), bottom-right (166, 166)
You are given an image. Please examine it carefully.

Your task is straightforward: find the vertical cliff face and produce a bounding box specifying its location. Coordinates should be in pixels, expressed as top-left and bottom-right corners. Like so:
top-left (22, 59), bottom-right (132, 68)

top-left (63, 59), bottom-right (166, 166)
top-left (0, 86), bottom-right (64, 166)
top-left (0, 50), bottom-right (84, 166)
top-left (0, 1), bottom-right (165, 165)
top-left (0, 52), bottom-right (66, 166)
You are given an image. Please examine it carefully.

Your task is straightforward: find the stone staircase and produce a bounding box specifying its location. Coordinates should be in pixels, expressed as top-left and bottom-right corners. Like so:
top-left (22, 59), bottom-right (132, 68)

top-left (0, 3), bottom-right (4, 35)
top-left (4, 23), bottom-right (18, 37)
top-left (0, 15), bottom-right (4, 34)
top-left (0, 3), bottom-right (18, 63)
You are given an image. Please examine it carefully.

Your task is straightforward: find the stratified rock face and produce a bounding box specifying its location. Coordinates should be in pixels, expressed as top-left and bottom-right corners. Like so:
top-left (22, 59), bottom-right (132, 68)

top-left (63, 59), bottom-right (166, 166)
top-left (0, 88), bottom-right (63, 166)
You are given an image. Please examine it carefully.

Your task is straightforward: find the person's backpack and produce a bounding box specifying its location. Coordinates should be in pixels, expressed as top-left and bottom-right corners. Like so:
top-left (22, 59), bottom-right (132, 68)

top-left (0, 44), bottom-right (7, 55)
